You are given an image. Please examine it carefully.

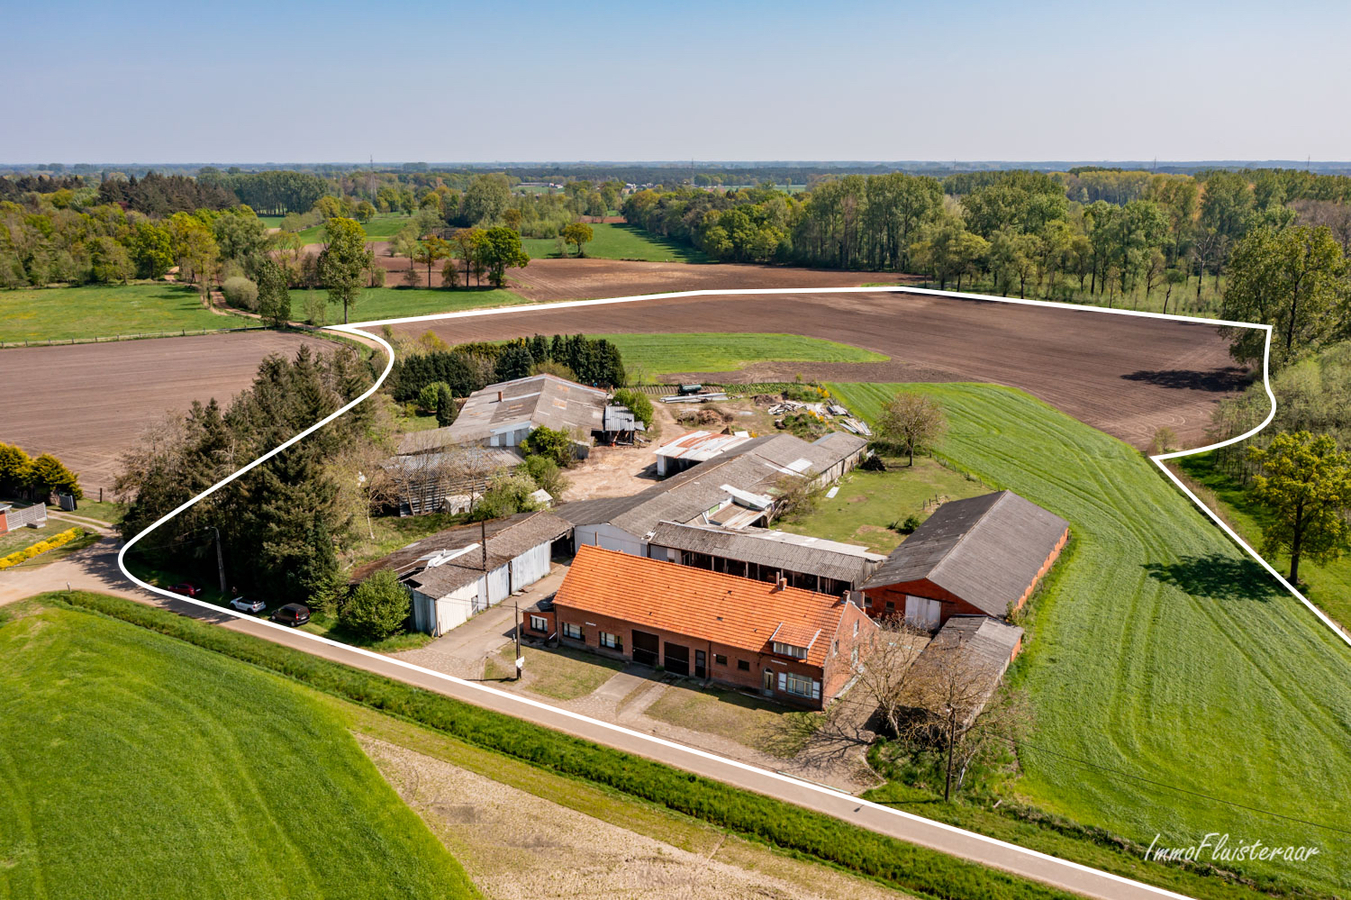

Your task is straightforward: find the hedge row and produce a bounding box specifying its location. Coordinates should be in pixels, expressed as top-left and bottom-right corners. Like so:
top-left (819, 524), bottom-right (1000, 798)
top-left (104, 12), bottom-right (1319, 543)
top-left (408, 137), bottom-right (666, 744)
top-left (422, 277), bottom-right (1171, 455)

top-left (53, 591), bottom-right (1077, 900)
top-left (0, 527), bottom-right (81, 569)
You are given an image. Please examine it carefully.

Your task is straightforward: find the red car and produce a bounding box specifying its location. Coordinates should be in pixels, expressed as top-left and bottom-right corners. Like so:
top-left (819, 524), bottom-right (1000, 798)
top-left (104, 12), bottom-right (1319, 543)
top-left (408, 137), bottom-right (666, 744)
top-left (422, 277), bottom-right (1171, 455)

top-left (168, 582), bottom-right (203, 598)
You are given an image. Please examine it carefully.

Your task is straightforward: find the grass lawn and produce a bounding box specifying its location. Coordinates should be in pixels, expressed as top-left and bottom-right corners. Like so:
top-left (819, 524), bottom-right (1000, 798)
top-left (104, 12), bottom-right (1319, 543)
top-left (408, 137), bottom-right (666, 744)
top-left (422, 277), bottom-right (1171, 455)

top-left (0, 598), bottom-right (476, 899)
top-left (292, 286), bottom-right (532, 324)
top-left (54, 498), bottom-right (125, 526)
top-left (522, 223), bottom-right (707, 262)
top-left (342, 509), bottom-right (472, 574)
top-left (829, 382), bottom-right (1351, 896)
top-left (0, 283), bottom-right (242, 343)
top-left (296, 214), bottom-right (411, 245)
top-left (595, 332), bottom-right (888, 380)
top-left (0, 521), bottom-right (61, 558)
top-left (643, 682), bottom-right (819, 758)
top-left (505, 644), bottom-right (624, 700)
top-left (779, 457), bottom-right (991, 554)
top-left (1177, 451), bottom-right (1351, 628)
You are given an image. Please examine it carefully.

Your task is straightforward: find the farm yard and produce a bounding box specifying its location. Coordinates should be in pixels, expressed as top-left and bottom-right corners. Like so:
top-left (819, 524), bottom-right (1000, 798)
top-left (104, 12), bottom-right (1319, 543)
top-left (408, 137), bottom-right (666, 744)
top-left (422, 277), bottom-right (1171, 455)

top-left (0, 330), bottom-right (336, 493)
top-left (831, 382), bottom-right (1351, 896)
top-left (394, 288), bottom-right (1248, 450)
top-left (0, 597), bottom-right (476, 899)
top-left (0, 283), bottom-right (243, 344)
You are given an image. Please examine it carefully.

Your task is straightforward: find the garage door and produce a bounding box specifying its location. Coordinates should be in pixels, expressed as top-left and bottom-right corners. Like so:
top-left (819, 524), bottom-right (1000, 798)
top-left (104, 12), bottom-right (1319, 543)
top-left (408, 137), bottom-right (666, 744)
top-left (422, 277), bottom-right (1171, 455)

top-left (632, 630), bottom-right (659, 667)
top-left (905, 595), bottom-right (942, 630)
top-left (664, 641), bottom-right (690, 676)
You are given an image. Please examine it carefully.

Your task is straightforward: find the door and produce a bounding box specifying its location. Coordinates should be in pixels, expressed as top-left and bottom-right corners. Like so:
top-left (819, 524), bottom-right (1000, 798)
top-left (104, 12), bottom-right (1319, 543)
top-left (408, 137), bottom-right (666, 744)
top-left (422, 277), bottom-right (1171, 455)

top-left (664, 642), bottom-right (690, 676)
top-left (694, 649), bottom-right (706, 679)
top-left (632, 630), bottom-right (659, 667)
top-left (905, 595), bottom-right (942, 630)
top-left (762, 668), bottom-right (774, 696)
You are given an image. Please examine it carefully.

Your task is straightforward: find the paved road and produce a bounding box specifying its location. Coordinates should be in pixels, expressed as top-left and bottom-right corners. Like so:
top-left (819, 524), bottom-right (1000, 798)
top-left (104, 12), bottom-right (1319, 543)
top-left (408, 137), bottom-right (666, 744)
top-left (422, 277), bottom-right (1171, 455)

top-left (1, 543), bottom-right (1186, 900)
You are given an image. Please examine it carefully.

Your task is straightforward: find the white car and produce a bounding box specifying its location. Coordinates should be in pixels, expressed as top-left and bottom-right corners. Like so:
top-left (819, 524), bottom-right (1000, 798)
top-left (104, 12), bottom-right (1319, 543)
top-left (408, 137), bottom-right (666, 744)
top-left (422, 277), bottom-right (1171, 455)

top-left (229, 596), bottom-right (266, 614)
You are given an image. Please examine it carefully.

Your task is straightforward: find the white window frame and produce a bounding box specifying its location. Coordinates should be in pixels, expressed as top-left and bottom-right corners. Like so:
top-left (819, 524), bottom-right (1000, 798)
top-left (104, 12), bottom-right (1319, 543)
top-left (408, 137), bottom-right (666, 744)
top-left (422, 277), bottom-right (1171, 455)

top-left (772, 641), bottom-right (807, 660)
top-left (562, 622), bottom-right (583, 640)
top-left (778, 671), bottom-right (821, 700)
top-left (599, 630), bottom-right (621, 649)
top-left (529, 615), bottom-right (548, 632)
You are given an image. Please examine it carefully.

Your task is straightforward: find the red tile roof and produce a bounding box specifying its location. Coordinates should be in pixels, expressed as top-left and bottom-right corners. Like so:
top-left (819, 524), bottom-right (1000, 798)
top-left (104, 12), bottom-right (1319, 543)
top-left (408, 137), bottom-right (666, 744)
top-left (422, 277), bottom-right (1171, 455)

top-left (554, 545), bottom-right (853, 667)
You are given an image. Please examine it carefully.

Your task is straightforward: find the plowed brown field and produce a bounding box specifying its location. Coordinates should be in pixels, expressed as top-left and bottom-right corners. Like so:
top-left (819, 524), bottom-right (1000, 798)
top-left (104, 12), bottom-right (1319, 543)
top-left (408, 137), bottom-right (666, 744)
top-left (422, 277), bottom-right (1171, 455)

top-left (0, 331), bottom-right (336, 494)
top-left (386, 289), bottom-right (1248, 450)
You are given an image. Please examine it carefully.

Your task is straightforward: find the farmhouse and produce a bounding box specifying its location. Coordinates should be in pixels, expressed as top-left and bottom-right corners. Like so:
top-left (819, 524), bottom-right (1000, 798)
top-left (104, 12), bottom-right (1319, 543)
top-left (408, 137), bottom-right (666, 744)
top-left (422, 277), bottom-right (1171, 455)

top-left (553, 545), bottom-right (877, 709)
top-left (558, 431), bottom-right (868, 556)
top-left (352, 511), bottom-right (572, 636)
top-left (412, 373), bottom-right (609, 449)
top-left (861, 491), bottom-right (1068, 630)
top-left (648, 521), bottom-right (885, 596)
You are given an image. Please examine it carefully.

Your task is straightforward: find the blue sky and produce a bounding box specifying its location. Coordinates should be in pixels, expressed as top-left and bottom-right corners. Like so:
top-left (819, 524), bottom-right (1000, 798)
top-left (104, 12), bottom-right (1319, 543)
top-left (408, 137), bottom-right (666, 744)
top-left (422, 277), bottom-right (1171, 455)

top-left (2, 0), bottom-right (1347, 163)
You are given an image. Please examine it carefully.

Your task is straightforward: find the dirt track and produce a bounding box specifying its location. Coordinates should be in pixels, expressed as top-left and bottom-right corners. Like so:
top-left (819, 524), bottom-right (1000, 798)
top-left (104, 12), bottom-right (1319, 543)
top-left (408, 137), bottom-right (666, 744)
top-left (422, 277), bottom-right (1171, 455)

top-left (388, 290), bottom-right (1247, 450)
top-left (0, 331), bottom-right (335, 494)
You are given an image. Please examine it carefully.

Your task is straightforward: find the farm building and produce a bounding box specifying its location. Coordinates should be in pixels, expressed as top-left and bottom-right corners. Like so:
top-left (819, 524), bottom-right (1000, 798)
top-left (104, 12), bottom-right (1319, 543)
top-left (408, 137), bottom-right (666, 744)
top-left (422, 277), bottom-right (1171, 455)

top-left (900, 615), bottom-right (1024, 727)
top-left (647, 521), bottom-right (886, 596)
top-left (861, 491), bottom-right (1069, 630)
top-left (653, 429), bottom-right (753, 476)
top-left (0, 502), bottom-right (46, 535)
top-left (383, 446), bottom-right (524, 516)
top-left (411, 373), bottom-right (610, 449)
top-left (598, 404), bottom-right (646, 445)
top-left (553, 545), bottom-right (877, 709)
top-left (558, 432), bottom-right (868, 556)
top-left (352, 511), bottom-right (572, 636)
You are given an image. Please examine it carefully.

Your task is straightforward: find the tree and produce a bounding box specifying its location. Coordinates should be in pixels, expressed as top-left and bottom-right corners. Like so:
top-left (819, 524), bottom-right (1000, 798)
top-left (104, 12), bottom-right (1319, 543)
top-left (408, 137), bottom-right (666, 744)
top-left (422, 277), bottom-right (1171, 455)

top-left (476, 226), bottom-right (530, 287)
top-left (127, 221), bottom-right (174, 279)
top-left (561, 222), bottom-right (594, 257)
top-left (1221, 225), bottom-right (1349, 369)
top-left (463, 174), bottom-right (511, 225)
top-left (452, 227), bottom-right (485, 287)
top-left (521, 454), bottom-right (569, 498)
top-left (256, 258), bottom-right (292, 327)
top-left (435, 384), bottom-right (456, 427)
top-left (0, 442), bottom-right (33, 496)
top-left (28, 453), bottom-right (82, 500)
top-left (520, 425), bottom-right (574, 468)
top-left (317, 217), bottom-right (372, 324)
top-left (470, 471), bottom-right (542, 521)
top-left (414, 235), bottom-right (452, 285)
top-left (875, 393), bottom-right (947, 466)
top-left (1248, 431), bottom-right (1351, 584)
top-left (354, 200), bottom-right (376, 223)
top-left (494, 344), bottom-right (535, 382)
top-left (340, 569), bottom-right (410, 640)
top-left (416, 381), bottom-right (451, 414)
top-left (850, 618), bottom-right (931, 738)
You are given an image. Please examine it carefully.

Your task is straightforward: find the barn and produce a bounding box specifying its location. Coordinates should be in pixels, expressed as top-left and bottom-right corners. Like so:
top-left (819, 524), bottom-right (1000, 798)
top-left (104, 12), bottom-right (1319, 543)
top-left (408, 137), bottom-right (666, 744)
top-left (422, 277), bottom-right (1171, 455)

top-left (860, 491), bottom-right (1068, 629)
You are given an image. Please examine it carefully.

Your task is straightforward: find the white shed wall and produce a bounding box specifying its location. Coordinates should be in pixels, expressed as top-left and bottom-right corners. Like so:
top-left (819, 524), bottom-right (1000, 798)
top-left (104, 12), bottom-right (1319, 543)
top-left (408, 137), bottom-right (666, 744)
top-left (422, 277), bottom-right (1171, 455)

top-left (573, 523), bottom-right (645, 557)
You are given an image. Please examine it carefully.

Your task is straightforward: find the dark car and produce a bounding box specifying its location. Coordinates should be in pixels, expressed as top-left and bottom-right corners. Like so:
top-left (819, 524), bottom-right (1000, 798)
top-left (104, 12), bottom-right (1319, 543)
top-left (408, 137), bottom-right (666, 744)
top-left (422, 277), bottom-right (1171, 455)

top-left (271, 603), bottom-right (311, 627)
top-left (168, 582), bottom-right (203, 598)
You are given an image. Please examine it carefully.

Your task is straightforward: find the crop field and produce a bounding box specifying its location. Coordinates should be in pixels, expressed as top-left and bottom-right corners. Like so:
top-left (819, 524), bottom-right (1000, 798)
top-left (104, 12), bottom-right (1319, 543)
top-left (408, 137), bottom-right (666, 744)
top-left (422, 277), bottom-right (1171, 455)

top-left (403, 289), bottom-right (1245, 450)
top-left (0, 330), bottom-right (336, 493)
top-left (291, 286), bottom-right (532, 323)
top-left (1179, 451), bottom-right (1351, 628)
top-left (829, 382), bottom-right (1351, 895)
top-left (522, 223), bottom-right (708, 262)
top-left (595, 332), bottom-right (888, 379)
top-left (0, 284), bottom-right (237, 344)
top-left (0, 599), bottom-right (476, 899)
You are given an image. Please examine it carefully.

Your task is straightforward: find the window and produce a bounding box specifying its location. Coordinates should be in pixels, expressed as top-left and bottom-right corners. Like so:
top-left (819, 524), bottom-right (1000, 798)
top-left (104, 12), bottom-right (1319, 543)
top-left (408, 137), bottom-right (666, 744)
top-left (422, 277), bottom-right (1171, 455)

top-left (600, 631), bottom-right (621, 650)
top-left (853, 621), bottom-right (859, 636)
top-left (714, 654), bottom-right (728, 666)
top-left (562, 622), bottom-right (583, 640)
top-left (850, 647), bottom-right (859, 665)
top-left (737, 659), bottom-right (750, 672)
top-left (772, 641), bottom-right (808, 660)
top-left (529, 615), bottom-right (548, 632)
top-left (884, 600), bottom-right (895, 611)
top-left (782, 671), bottom-right (818, 699)
top-left (832, 640), bottom-right (839, 657)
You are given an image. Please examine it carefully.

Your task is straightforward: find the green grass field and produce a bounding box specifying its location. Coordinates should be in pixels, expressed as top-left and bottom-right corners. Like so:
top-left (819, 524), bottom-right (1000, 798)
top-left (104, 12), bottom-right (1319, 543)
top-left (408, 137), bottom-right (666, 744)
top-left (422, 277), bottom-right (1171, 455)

top-left (595, 332), bottom-right (887, 380)
top-left (1178, 451), bottom-right (1351, 628)
top-left (293, 286), bottom-right (533, 324)
top-left (0, 599), bottom-right (476, 899)
top-left (523, 223), bottom-right (707, 262)
top-left (829, 382), bottom-right (1351, 896)
top-left (780, 458), bottom-right (990, 554)
top-left (296, 214), bottom-right (411, 245)
top-left (0, 284), bottom-right (240, 343)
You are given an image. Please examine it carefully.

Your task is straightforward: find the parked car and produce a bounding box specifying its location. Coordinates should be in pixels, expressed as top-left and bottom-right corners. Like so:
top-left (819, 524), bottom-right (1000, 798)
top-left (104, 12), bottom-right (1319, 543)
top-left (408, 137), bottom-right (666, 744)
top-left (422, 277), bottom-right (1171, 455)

top-left (168, 583), bottom-right (203, 598)
top-left (271, 603), bottom-right (310, 627)
top-left (229, 596), bottom-right (266, 614)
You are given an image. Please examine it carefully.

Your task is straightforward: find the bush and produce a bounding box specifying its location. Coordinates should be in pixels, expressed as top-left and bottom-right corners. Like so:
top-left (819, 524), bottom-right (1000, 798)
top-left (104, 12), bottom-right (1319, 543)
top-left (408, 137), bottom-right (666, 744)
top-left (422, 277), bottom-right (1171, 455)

top-left (53, 591), bottom-right (1079, 900)
top-left (890, 513), bottom-right (923, 535)
top-left (611, 388), bottom-right (654, 429)
top-left (221, 276), bottom-right (259, 310)
top-left (470, 472), bottom-right (540, 521)
top-left (521, 455), bottom-right (569, 499)
top-left (417, 381), bottom-right (451, 415)
top-left (435, 385), bottom-right (456, 427)
top-left (339, 570), bottom-right (411, 640)
top-left (0, 528), bottom-right (81, 569)
top-left (520, 426), bottom-right (575, 468)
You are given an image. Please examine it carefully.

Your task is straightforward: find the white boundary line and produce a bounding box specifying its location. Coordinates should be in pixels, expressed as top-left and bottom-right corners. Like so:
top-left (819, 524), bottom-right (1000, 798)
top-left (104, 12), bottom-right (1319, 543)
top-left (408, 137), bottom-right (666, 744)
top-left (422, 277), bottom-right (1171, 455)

top-left (108, 283), bottom-right (1345, 900)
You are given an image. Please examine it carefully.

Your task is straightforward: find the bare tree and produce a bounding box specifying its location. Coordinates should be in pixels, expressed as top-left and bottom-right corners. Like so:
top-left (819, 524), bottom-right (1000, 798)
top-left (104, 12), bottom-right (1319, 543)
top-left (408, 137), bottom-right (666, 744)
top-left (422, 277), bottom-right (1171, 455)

top-left (875, 392), bottom-right (947, 466)
top-left (849, 618), bottom-right (931, 738)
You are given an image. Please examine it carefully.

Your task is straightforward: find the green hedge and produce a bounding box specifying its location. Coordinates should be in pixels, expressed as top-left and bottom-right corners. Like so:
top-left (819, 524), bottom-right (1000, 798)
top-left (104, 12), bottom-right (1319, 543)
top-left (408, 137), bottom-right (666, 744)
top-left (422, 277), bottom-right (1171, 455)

top-left (52, 591), bottom-right (1076, 900)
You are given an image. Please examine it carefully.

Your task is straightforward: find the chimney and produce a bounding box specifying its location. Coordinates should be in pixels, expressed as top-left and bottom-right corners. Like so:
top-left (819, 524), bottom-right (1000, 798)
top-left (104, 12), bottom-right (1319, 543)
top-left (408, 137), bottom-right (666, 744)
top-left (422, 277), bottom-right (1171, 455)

top-left (773, 574), bottom-right (787, 592)
top-left (496, 390), bottom-right (504, 402)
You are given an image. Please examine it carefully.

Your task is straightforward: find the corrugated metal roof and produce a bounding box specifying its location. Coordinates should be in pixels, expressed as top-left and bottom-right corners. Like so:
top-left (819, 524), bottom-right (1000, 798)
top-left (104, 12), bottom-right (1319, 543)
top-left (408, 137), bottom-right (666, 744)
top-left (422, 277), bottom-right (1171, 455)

top-left (649, 522), bottom-right (884, 585)
top-left (555, 545), bottom-right (852, 666)
top-left (901, 616), bottom-right (1023, 720)
top-left (654, 430), bottom-right (753, 462)
top-left (861, 491), bottom-right (1069, 618)
top-left (414, 374), bottom-right (608, 447)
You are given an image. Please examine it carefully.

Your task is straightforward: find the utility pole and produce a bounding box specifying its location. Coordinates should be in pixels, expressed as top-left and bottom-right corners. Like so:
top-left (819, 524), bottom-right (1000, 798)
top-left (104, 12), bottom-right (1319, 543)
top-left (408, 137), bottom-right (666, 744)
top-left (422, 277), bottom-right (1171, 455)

top-left (944, 704), bottom-right (957, 803)
top-left (514, 601), bottom-right (523, 681)
top-left (479, 518), bottom-right (488, 574)
top-left (212, 527), bottom-right (227, 596)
